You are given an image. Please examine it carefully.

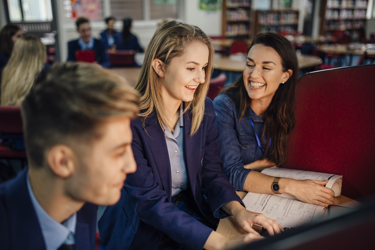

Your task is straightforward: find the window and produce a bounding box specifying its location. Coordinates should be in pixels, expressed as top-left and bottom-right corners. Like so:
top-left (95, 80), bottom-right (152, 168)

top-left (6, 0), bottom-right (53, 22)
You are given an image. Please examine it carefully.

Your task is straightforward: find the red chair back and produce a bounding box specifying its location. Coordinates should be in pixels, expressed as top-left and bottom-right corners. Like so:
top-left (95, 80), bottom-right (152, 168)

top-left (76, 50), bottom-right (96, 63)
top-left (207, 73), bottom-right (226, 100)
top-left (282, 65), bottom-right (375, 200)
top-left (229, 40), bottom-right (248, 55)
top-left (108, 50), bottom-right (136, 67)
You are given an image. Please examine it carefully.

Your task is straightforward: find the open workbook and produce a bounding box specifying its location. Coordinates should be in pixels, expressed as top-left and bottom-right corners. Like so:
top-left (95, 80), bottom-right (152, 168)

top-left (243, 168), bottom-right (343, 229)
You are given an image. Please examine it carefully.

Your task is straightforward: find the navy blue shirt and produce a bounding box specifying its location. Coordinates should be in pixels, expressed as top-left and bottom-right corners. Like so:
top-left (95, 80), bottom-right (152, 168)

top-left (116, 34), bottom-right (144, 52)
top-left (213, 92), bottom-right (265, 190)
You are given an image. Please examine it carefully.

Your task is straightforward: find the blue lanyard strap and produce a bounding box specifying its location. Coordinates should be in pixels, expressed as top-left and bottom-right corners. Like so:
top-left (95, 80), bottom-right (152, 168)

top-left (249, 117), bottom-right (265, 154)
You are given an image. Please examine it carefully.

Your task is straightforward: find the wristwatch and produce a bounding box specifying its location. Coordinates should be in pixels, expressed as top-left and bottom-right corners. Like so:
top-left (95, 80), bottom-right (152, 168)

top-left (271, 177), bottom-right (281, 194)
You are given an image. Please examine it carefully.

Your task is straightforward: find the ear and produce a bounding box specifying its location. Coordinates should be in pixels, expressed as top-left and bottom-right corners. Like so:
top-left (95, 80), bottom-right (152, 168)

top-left (281, 69), bottom-right (293, 84)
top-left (47, 145), bottom-right (76, 178)
top-left (151, 59), bottom-right (165, 77)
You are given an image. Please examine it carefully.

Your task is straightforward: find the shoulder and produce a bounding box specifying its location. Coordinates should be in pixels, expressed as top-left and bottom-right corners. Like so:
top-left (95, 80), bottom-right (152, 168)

top-left (67, 39), bottom-right (79, 45)
top-left (213, 92), bottom-right (236, 111)
top-left (94, 38), bottom-right (104, 46)
top-left (99, 30), bottom-right (106, 36)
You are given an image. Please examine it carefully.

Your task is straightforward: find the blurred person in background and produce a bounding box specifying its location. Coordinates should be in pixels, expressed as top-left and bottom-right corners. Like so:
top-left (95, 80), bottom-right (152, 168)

top-left (116, 17), bottom-right (144, 53)
top-left (100, 16), bottom-right (121, 50)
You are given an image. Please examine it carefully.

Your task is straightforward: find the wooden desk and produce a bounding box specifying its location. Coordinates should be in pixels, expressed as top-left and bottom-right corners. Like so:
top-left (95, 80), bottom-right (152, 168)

top-left (216, 191), bottom-right (359, 238)
top-left (214, 54), bottom-right (322, 72)
top-left (109, 67), bottom-right (142, 87)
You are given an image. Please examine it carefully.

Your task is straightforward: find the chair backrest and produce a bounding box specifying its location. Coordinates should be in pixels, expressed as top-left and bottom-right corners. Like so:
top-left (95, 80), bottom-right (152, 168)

top-left (76, 50), bottom-right (96, 63)
top-left (229, 40), bottom-right (248, 55)
top-left (108, 50), bottom-right (136, 67)
top-left (282, 65), bottom-right (375, 200)
top-left (0, 106), bottom-right (23, 133)
top-left (207, 73), bottom-right (226, 100)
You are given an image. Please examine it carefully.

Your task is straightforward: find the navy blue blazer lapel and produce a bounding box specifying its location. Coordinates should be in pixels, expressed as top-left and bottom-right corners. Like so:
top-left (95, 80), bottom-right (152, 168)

top-left (183, 107), bottom-right (200, 195)
top-left (143, 113), bottom-right (172, 198)
top-left (6, 169), bottom-right (46, 249)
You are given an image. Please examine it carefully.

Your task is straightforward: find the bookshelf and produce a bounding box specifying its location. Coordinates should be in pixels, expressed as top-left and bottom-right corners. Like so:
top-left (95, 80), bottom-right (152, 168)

top-left (319, 0), bottom-right (368, 38)
top-left (252, 9), bottom-right (299, 35)
top-left (222, 0), bottom-right (252, 38)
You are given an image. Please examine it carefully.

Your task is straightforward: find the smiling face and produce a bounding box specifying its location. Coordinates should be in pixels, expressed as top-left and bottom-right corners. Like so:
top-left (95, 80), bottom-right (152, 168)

top-left (66, 117), bottom-right (136, 206)
top-left (158, 41), bottom-right (209, 105)
top-left (77, 22), bottom-right (92, 43)
top-left (243, 44), bottom-right (291, 108)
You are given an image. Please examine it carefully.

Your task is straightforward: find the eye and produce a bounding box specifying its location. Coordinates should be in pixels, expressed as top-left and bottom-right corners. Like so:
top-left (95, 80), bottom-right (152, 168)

top-left (187, 68), bottom-right (195, 71)
top-left (246, 63), bottom-right (254, 67)
top-left (263, 67), bottom-right (270, 70)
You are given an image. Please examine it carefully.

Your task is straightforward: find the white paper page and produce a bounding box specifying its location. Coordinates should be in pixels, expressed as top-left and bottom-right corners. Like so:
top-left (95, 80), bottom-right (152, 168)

top-left (243, 192), bottom-right (326, 228)
top-left (261, 168), bottom-right (342, 196)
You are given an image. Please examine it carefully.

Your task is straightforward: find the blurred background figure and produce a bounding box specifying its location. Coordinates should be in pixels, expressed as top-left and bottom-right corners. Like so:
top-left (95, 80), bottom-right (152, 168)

top-left (100, 16), bottom-right (121, 51)
top-left (1, 34), bottom-right (48, 106)
top-left (117, 17), bottom-right (144, 53)
top-left (0, 24), bottom-right (23, 78)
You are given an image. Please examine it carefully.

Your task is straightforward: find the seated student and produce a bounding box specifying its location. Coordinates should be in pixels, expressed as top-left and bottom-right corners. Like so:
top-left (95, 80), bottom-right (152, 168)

top-left (0, 24), bottom-right (23, 87)
top-left (213, 33), bottom-right (335, 207)
top-left (100, 16), bottom-right (121, 50)
top-left (116, 17), bottom-right (144, 52)
top-left (1, 34), bottom-right (49, 106)
top-left (67, 17), bottom-right (110, 68)
top-left (99, 21), bottom-right (282, 250)
top-left (0, 62), bottom-right (140, 249)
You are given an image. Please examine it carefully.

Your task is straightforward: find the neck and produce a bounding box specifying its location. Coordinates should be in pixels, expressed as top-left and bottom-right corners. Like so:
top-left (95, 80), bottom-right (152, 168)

top-left (28, 167), bottom-right (84, 223)
top-left (162, 95), bottom-right (181, 131)
top-left (108, 29), bottom-right (114, 35)
top-left (250, 98), bottom-right (272, 118)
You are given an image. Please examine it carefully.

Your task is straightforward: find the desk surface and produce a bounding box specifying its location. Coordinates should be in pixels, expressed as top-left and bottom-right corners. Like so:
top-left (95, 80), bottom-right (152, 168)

top-left (109, 67), bottom-right (141, 87)
top-left (214, 54), bottom-right (322, 72)
top-left (216, 191), bottom-right (360, 238)
top-left (318, 44), bottom-right (375, 55)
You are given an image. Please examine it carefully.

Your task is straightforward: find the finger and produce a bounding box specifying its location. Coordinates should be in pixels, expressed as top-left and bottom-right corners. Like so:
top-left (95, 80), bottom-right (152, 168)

top-left (260, 220), bottom-right (276, 236)
top-left (313, 180), bottom-right (329, 186)
top-left (317, 189), bottom-right (335, 202)
top-left (241, 222), bottom-right (260, 236)
top-left (312, 199), bottom-right (331, 207)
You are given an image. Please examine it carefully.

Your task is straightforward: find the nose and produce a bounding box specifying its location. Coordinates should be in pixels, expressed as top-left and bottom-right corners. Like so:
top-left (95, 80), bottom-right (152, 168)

top-left (124, 149), bottom-right (137, 175)
top-left (195, 69), bottom-right (205, 84)
top-left (250, 65), bottom-right (261, 79)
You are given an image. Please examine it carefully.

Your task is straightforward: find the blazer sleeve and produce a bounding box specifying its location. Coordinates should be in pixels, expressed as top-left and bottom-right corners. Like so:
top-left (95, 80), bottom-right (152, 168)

top-left (96, 41), bottom-right (110, 68)
top-left (124, 122), bottom-right (213, 250)
top-left (200, 99), bottom-right (244, 217)
top-left (213, 96), bottom-right (252, 191)
top-left (67, 41), bottom-right (76, 62)
top-left (133, 35), bottom-right (144, 53)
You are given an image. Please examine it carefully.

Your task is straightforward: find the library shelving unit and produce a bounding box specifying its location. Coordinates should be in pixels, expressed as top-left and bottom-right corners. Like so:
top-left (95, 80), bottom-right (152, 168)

top-left (252, 9), bottom-right (299, 36)
top-left (222, 0), bottom-right (252, 39)
top-left (319, 0), bottom-right (368, 38)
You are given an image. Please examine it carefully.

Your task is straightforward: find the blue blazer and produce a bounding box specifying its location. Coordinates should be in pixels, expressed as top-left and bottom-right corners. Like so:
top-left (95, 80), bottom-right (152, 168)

top-left (67, 38), bottom-right (110, 68)
top-left (99, 98), bottom-right (243, 250)
top-left (99, 29), bottom-right (122, 50)
top-left (0, 169), bottom-right (97, 250)
top-left (116, 34), bottom-right (144, 52)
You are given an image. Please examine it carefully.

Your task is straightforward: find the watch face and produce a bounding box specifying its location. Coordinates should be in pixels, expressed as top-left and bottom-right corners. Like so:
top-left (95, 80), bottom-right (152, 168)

top-left (272, 183), bottom-right (280, 191)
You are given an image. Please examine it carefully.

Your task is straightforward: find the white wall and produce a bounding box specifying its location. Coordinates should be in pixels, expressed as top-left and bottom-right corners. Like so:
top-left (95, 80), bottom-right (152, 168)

top-left (366, 19), bottom-right (375, 38)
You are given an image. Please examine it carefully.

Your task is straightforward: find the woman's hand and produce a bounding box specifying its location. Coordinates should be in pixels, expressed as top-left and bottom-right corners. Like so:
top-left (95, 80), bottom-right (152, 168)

top-left (284, 179), bottom-right (335, 207)
top-left (204, 231), bottom-right (263, 250)
top-left (233, 209), bottom-right (283, 236)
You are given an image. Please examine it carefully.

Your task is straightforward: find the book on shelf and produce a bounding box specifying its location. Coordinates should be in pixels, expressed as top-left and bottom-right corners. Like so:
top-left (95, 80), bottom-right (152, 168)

top-left (242, 167), bottom-right (343, 229)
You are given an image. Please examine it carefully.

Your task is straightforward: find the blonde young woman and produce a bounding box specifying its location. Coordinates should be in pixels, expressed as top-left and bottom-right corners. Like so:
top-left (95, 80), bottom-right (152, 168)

top-left (99, 21), bottom-right (282, 250)
top-left (1, 34), bottom-right (47, 106)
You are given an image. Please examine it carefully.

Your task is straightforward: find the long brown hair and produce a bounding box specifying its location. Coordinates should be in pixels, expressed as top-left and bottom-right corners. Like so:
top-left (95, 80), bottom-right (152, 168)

top-left (224, 32), bottom-right (298, 165)
top-left (0, 24), bottom-right (21, 57)
top-left (135, 21), bottom-right (214, 135)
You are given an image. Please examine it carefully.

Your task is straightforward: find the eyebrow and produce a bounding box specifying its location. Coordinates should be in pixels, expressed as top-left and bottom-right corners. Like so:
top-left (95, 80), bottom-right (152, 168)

top-left (186, 61), bottom-right (208, 66)
top-left (247, 58), bottom-right (276, 65)
top-left (111, 142), bottom-right (131, 152)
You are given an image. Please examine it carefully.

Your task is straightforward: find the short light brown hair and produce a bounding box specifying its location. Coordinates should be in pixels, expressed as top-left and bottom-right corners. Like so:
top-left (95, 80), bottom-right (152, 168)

top-left (76, 17), bottom-right (90, 30)
top-left (21, 62), bottom-right (140, 168)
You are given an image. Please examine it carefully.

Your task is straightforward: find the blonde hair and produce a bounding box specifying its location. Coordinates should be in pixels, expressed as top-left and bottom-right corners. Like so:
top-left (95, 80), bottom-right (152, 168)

top-left (135, 21), bottom-right (214, 135)
top-left (1, 34), bottom-right (46, 106)
top-left (21, 62), bottom-right (140, 168)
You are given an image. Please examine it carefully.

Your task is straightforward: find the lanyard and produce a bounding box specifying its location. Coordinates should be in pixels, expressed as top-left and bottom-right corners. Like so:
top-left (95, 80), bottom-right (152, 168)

top-left (249, 117), bottom-right (265, 154)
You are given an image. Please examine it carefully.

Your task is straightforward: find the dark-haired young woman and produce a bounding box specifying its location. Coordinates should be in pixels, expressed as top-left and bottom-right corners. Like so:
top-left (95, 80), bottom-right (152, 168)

top-left (116, 17), bottom-right (144, 52)
top-left (214, 32), bottom-right (334, 207)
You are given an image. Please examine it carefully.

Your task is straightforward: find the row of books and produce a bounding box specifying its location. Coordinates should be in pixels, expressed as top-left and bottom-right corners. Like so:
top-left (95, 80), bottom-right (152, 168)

top-left (226, 10), bottom-right (250, 21)
top-left (258, 12), bottom-right (298, 25)
top-left (326, 9), bottom-right (367, 19)
top-left (325, 20), bottom-right (365, 30)
top-left (225, 23), bottom-right (249, 36)
top-left (327, 0), bottom-right (368, 8)
top-left (258, 25), bottom-right (296, 33)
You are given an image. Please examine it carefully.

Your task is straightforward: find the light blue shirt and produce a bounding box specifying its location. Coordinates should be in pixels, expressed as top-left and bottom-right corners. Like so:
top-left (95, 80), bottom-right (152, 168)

top-left (107, 35), bottom-right (114, 47)
top-left (78, 37), bottom-right (94, 50)
top-left (27, 175), bottom-right (76, 250)
top-left (163, 104), bottom-right (187, 197)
